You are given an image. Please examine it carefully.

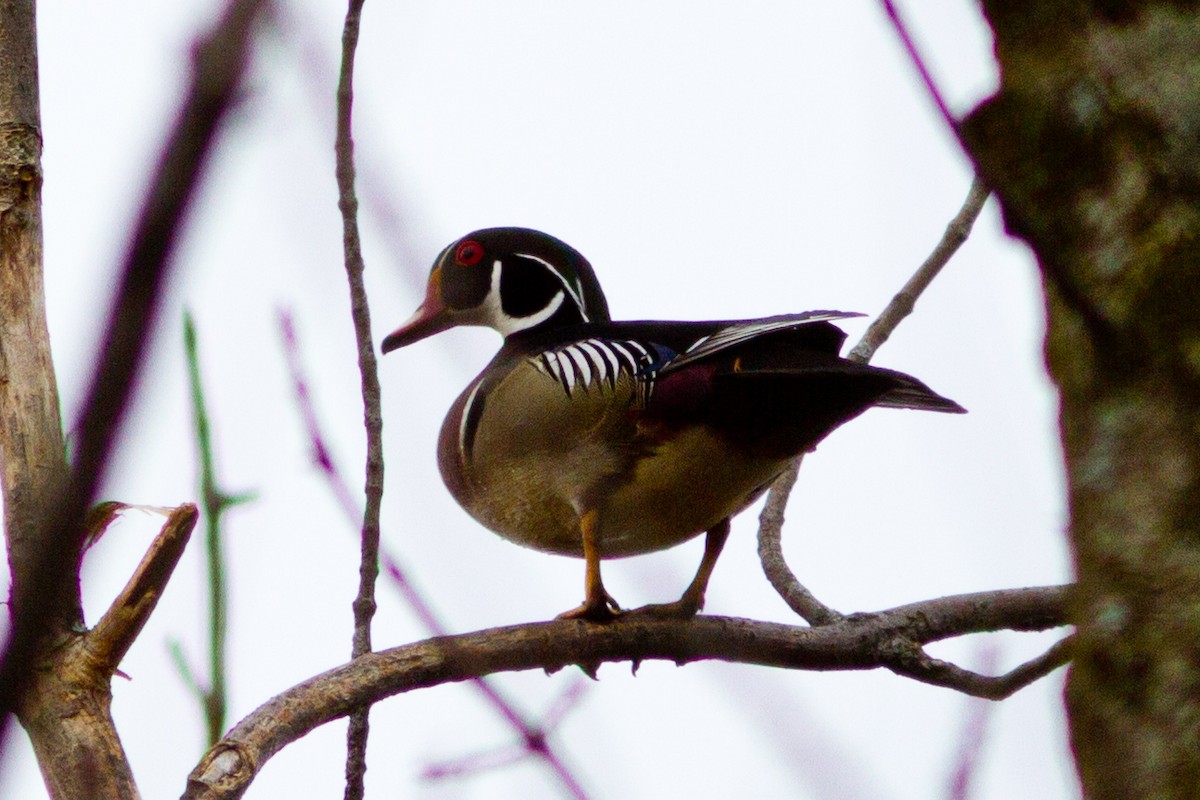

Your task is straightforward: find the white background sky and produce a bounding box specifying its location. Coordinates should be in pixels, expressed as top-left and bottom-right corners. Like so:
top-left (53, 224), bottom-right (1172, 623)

top-left (3, 1), bottom-right (1076, 798)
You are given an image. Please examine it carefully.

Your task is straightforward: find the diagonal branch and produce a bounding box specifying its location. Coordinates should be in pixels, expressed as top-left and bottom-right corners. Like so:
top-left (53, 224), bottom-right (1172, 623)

top-left (758, 176), bottom-right (991, 626)
top-left (878, 0), bottom-right (960, 136)
top-left (183, 584), bottom-right (1070, 800)
top-left (0, 0), bottom-right (266, 769)
top-left (849, 176), bottom-right (990, 363)
top-left (87, 504), bottom-right (199, 674)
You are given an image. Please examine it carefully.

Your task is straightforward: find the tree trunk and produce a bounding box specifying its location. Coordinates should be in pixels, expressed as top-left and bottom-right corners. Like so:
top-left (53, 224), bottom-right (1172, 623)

top-left (0, 0), bottom-right (70, 607)
top-left (965, 4), bottom-right (1200, 798)
top-left (1, 1), bottom-right (140, 796)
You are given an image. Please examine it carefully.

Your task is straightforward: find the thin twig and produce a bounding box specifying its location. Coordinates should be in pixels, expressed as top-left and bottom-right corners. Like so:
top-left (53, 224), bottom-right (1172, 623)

top-left (334, 1), bottom-right (386, 795)
top-left (756, 458), bottom-right (843, 625)
top-left (886, 634), bottom-right (1073, 700)
top-left (183, 585), bottom-right (1070, 800)
top-left (336, 0), bottom-right (379, 662)
top-left (986, 635), bottom-right (1075, 697)
top-left (757, 177), bottom-right (990, 628)
top-left (539, 677), bottom-right (590, 732)
top-left (422, 677), bottom-right (591, 789)
top-left (278, 311), bottom-right (590, 800)
top-left (422, 743), bottom-right (531, 781)
top-left (184, 312), bottom-right (255, 745)
top-left (168, 639), bottom-right (207, 707)
top-left (946, 644), bottom-right (1000, 800)
top-left (849, 176), bottom-right (989, 363)
top-left (878, 0), bottom-right (959, 135)
top-left (0, 0), bottom-right (265, 740)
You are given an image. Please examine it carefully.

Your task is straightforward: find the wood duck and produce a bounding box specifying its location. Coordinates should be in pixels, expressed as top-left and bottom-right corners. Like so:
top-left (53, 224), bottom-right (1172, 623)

top-left (382, 227), bottom-right (964, 622)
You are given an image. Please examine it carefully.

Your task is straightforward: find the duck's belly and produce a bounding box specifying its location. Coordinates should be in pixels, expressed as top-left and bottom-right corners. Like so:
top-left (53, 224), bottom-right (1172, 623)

top-left (450, 426), bottom-right (790, 559)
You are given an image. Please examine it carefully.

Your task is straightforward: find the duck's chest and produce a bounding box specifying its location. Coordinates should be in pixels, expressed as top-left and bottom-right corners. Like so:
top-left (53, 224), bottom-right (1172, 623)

top-left (434, 354), bottom-right (788, 558)
top-left (436, 356), bottom-right (638, 554)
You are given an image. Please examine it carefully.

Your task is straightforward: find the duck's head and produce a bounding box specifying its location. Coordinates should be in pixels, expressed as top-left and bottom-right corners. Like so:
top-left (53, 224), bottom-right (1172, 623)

top-left (381, 227), bottom-right (611, 353)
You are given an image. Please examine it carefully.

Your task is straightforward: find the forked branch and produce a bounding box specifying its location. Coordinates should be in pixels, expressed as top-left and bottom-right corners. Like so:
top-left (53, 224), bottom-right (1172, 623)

top-left (757, 176), bottom-right (991, 626)
top-left (754, 176), bottom-right (1072, 694)
top-left (183, 583), bottom-right (1068, 800)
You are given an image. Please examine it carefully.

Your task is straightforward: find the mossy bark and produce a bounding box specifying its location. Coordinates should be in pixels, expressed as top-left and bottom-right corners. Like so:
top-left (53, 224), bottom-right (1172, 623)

top-left (965, 3), bottom-right (1200, 797)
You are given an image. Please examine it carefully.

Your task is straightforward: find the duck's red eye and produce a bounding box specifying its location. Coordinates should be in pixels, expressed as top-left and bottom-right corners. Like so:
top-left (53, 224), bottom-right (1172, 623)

top-left (455, 240), bottom-right (484, 266)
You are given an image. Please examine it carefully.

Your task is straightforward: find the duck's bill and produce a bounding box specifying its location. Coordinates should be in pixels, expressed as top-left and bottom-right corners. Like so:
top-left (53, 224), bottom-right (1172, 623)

top-left (381, 269), bottom-right (453, 353)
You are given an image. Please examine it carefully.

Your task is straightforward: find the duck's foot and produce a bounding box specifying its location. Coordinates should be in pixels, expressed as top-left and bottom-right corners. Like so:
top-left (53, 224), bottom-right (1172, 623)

top-left (626, 520), bottom-right (727, 620)
top-left (627, 594), bottom-right (703, 620)
top-left (557, 592), bottom-right (622, 623)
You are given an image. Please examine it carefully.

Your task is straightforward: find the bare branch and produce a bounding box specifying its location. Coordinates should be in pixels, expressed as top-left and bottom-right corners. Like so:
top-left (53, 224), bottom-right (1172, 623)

top-left (946, 644), bottom-right (1000, 800)
top-left (332, 0), bottom-right (384, 795)
top-left (849, 176), bottom-right (990, 363)
top-left (0, 1), bottom-right (266, 786)
top-left (0, 0), bottom-right (68, 612)
top-left (878, 0), bottom-right (959, 135)
top-left (87, 505), bottom-right (199, 673)
top-left (888, 634), bottom-right (1073, 700)
top-left (183, 585), bottom-right (1069, 800)
top-left (758, 176), bottom-right (990, 626)
top-left (756, 457), bottom-right (844, 625)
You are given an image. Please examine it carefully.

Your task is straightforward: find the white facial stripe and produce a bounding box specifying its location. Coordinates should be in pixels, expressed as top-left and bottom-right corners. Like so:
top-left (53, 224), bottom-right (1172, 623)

top-left (512, 252), bottom-right (590, 322)
top-left (479, 259), bottom-right (567, 336)
top-left (497, 290), bottom-right (565, 335)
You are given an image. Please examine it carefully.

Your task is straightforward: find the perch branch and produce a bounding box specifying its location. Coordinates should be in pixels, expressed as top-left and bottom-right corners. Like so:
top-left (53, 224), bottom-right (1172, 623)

top-left (183, 584), bottom-right (1069, 800)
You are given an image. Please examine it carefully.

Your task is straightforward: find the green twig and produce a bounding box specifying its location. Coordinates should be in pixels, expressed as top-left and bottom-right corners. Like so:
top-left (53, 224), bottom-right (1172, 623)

top-left (168, 638), bottom-right (206, 702)
top-left (184, 311), bottom-right (254, 746)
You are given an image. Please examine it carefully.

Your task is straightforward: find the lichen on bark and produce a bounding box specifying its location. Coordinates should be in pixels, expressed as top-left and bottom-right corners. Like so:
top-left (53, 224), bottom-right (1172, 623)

top-left (965, 4), bottom-right (1200, 798)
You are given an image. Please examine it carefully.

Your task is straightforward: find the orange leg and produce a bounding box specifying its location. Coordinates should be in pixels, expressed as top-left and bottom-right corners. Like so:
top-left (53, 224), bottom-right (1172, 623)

top-left (557, 508), bottom-right (621, 622)
top-left (632, 518), bottom-right (731, 618)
